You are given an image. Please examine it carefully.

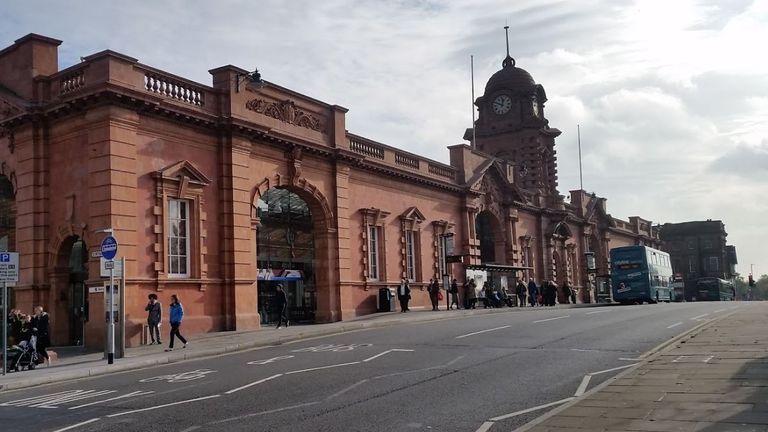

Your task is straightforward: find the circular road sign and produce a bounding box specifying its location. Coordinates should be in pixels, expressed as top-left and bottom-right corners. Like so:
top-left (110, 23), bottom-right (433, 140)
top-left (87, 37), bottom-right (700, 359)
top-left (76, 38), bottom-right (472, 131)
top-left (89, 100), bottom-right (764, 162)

top-left (101, 235), bottom-right (118, 261)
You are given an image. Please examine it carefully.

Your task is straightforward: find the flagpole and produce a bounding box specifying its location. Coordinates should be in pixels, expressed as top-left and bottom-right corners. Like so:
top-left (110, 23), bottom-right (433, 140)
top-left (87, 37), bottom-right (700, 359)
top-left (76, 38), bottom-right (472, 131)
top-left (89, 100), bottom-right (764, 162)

top-left (577, 124), bottom-right (583, 191)
top-left (471, 55), bottom-right (476, 149)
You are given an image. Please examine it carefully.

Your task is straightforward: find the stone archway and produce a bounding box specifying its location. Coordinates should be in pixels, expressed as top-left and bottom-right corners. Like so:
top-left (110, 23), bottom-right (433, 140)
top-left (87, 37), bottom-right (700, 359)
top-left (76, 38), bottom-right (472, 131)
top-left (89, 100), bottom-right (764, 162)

top-left (48, 234), bottom-right (89, 346)
top-left (252, 176), bottom-right (339, 323)
top-left (475, 210), bottom-right (504, 264)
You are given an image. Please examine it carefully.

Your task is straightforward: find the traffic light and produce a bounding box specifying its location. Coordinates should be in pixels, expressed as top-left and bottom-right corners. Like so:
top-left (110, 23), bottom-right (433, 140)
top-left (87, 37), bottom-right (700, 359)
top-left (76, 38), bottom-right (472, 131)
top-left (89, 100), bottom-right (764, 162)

top-left (749, 274), bottom-right (756, 287)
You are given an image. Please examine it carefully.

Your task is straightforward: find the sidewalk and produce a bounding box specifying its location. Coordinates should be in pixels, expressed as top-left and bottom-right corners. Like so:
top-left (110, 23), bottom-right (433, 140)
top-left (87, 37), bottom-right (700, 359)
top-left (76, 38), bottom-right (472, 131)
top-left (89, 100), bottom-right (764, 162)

top-left (1, 301), bottom-right (598, 392)
top-left (518, 302), bottom-right (768, 432)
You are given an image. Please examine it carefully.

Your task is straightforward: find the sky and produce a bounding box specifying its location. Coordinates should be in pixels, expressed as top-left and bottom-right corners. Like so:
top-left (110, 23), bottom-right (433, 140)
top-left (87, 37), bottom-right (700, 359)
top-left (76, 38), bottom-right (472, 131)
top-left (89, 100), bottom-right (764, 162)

top-left (2, 0), bottom-right (766, 275)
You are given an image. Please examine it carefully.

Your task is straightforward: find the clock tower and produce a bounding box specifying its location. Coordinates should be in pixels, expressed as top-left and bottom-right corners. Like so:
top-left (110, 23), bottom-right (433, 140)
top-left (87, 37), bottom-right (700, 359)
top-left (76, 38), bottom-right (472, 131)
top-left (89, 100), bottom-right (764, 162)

top-left (468, 28), bottom-right (562, 203)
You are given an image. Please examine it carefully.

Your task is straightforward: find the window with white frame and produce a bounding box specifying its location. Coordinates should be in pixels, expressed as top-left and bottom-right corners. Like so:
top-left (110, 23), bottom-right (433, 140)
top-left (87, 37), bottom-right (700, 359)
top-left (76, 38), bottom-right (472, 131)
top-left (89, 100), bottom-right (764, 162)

top-left (368, 225), bottom-right (380, 280)
top-left (168, 199), bottom-right (190, 277)
top-left (405, 230), bottom-right (416, 281)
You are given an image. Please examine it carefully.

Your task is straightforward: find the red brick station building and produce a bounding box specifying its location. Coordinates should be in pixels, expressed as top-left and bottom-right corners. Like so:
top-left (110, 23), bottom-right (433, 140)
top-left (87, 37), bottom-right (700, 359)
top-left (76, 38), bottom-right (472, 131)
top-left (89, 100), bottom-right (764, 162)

top-left (0, 34), bottom-right (659, 350)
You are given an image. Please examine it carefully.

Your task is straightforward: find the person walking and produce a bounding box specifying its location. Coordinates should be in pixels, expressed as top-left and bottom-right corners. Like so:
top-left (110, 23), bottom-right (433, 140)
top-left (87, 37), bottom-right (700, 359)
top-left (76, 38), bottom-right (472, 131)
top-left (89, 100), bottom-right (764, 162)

top-left (561, 281), bottom-right (571, 304)
top-left (570, 284), bottom-right (577, 304)
top-left (428, 278), bottom-right (440, 311)
top-left (449, 278), bottom-right (460, 310)
top-left (467, 279), bottom-right (478, 309)
top-left (31, 306), bottom-right (51, 366)
top-left (145, 293), bottom-right (162, 345)
top-left (275, 284), bottom-right (290, 328)
top-left (398, 278), bottom-right (411, 312)
top-left (165, 295), bottom-right (187, 351)
top-left (527, 278), bottom-right (538, 307)
top-left (478, 282), bottom-right (489, 308)
top-left (516, 279), bottom-right (527, 307)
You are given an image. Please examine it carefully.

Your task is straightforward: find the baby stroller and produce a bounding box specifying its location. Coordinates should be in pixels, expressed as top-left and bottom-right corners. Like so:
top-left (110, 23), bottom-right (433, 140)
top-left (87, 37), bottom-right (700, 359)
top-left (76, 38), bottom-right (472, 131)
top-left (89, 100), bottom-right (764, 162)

top-left (6, 336), bottom-right (39, 372)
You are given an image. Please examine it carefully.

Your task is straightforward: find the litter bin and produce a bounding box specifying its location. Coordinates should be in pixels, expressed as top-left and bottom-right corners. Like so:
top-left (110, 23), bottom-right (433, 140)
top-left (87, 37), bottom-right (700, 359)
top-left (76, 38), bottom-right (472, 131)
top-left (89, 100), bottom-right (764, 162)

top-left (378, 287), bottom-right (396, 312)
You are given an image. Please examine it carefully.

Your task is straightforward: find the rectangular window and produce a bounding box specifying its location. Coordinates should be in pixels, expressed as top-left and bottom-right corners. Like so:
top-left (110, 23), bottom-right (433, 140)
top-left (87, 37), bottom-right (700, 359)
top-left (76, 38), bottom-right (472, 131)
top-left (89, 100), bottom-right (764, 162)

top-left (709, 256), bottom-right (719, 272)
top-left (405, 230), bottom-right (416, 281)
top-left (438, 235), bottom-right (447, 278)
top-left (168, 199), bottom-right (190, 278)
top-left (688, 256), bottom-right (695, 273)
top-left (368, 225), bottom-right (379, 280)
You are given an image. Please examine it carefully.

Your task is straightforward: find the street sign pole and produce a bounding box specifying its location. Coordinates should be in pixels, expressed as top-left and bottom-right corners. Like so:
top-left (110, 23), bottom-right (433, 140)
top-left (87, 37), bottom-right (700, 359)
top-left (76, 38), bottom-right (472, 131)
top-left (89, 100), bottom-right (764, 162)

top-left (108, 265), bottom-right (114, 364)
top-left (2, 281), bottom-right (7, 376)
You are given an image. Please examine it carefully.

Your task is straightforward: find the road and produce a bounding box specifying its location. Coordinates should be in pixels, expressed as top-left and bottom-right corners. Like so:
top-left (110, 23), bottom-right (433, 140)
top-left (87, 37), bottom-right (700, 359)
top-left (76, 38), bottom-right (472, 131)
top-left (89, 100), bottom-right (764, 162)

top-left (0, 302), bottom-right (742, 432)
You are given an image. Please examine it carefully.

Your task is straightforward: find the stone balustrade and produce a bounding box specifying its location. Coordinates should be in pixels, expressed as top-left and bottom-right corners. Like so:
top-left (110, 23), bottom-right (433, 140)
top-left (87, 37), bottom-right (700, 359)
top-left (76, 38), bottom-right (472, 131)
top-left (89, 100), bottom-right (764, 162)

top-left (144, 72), bottom-right (205, 107)
top-left (58, 68), bottom-right (86, 95)
top-left (348, 134), bottom-right (456, 183)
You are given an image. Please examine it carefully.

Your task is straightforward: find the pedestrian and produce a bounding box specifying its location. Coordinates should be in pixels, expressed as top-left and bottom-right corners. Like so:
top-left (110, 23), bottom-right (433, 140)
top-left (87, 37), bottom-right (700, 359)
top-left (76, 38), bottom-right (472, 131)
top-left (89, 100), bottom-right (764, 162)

top-left (165, 294), bottom-right (187, 351)
top-left (527, 278), bottom-right (538, 307)
top-left (398, 278), bottom-right (411, 312)
top-left (275, 284), bottom-right (290, 328)
top-left (546, 281), bottom-right (557, 306)
top-left (516, 279), bottom-right (527, 307)
top-left (428, 278), bottom-right (440, 311)
top-left (479, 282), bottom-right (489, 308)
top-left (467, 279), bottom-right (478, 309)
top-left (561, 281), bottom-right (571, 304)
top-left (7, 308), bottom-right (22, 346)
top-left (30, 306), bottom-right (51, 367)
top-left (449, 278), bottom-right (460, 310)
top-left (570, 285), bottom-right (577, 304)
top-left (145, 293), bottom-right (162, 345)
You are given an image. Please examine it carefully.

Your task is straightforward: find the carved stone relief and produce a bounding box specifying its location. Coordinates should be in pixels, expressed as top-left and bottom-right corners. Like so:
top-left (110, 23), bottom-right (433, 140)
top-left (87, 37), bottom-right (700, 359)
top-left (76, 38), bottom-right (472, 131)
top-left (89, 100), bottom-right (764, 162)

top-left (246, 98), bottom-right (325, 133)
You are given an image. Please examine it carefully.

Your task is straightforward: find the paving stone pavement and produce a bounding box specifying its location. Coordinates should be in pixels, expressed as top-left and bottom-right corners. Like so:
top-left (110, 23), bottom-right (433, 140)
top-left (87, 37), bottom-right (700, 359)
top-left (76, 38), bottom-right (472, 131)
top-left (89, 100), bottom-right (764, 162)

top-left (520, 303), bottom-right (768, 432)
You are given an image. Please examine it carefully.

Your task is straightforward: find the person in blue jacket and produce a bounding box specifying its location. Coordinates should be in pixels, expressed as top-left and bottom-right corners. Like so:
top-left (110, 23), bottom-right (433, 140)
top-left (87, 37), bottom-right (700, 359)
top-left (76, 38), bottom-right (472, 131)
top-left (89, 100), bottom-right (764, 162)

top-left (165, 294), bottom-right (187, 351)
top-left (527, 278), bottom-right (539, 307)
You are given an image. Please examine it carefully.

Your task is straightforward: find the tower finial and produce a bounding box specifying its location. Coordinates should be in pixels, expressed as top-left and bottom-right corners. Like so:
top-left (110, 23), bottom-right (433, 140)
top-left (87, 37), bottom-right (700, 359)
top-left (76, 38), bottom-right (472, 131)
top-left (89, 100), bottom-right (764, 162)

top-left (502, 25), bottom-right (516, 68)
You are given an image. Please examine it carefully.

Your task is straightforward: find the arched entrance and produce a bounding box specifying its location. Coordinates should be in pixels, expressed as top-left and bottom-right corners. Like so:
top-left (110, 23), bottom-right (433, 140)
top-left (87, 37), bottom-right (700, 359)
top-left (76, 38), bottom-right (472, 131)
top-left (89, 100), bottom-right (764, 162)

top-left (475, 210), bottom-right (503, 264)
top-left (256, 187), bottom-right (317, 324)
top-left (51, 236), bottom-right (89, 346)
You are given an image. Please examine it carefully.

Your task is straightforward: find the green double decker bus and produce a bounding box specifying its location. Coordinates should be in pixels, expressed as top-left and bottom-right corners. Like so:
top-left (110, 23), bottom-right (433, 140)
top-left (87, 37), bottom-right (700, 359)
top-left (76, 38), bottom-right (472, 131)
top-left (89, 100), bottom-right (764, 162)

top-left (611, 246), bottom-right (673, 304)
top-left (694, 277), bottom-right (735, 301)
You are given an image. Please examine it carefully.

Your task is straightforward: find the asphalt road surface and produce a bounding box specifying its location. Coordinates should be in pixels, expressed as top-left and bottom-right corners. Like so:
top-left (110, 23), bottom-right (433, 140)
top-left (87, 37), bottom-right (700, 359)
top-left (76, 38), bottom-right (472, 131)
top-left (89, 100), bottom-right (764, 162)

top-left (0, 301), bottom-right (743, 432)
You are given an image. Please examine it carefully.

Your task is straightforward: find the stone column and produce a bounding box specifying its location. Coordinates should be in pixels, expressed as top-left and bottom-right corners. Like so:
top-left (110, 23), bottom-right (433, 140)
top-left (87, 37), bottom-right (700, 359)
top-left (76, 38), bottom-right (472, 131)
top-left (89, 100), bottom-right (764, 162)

top-left (329, 161), bottom-right (349, 321)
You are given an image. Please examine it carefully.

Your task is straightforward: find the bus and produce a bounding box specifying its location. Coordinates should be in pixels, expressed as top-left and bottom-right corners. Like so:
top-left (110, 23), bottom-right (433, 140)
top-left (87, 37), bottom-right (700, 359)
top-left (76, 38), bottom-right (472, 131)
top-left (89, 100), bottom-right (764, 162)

top-left (610, 245), bottom-right (673, 304)
top-left (694, 277), bottom-right (735, 301)
top-left (670, 281), bottom-right (685, 302)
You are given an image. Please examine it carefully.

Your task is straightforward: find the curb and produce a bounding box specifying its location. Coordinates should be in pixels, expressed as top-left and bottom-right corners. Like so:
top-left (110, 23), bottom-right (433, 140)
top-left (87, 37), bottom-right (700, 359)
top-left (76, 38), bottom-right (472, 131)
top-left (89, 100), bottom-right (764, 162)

top-left (0, 302), bottom-right (606, 393)
top-left (511, 309), bottom-right (740, 432)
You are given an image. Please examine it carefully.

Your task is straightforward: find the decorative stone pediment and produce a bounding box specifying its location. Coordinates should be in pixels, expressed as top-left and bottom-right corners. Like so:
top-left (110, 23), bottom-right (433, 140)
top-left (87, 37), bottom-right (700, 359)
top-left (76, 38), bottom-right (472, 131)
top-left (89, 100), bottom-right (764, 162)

top-left (400, 206), bottom-right (425, 231)
top-left (246, 98), bottom-right (326, 133)
top-left (466, 159), bottom-right (527, 205)
top-left (548, 220), bottom-right (573, 239)
top-left (154, 160), bottom-right (211, 186)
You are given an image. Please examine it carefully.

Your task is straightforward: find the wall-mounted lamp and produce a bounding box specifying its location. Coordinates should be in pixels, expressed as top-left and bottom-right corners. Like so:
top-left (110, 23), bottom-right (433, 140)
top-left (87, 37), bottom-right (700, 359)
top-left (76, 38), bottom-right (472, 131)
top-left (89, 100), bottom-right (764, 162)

top-left (236, 68), bottom-right (265, 93)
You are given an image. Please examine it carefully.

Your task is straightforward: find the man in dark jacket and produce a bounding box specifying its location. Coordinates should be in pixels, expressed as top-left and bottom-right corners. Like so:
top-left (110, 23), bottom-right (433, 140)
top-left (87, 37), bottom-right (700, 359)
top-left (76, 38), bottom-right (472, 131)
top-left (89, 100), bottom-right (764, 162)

top-left (397, 278), bottom-right (411, 312)
top-left (515, 280), bottom-right (527, 307)
top-left (145, 294), bottom-right (162, 345)
top-left (275, 284), bottom-right (289, 329)
top-left (527, 279), bottom-right (538, 307)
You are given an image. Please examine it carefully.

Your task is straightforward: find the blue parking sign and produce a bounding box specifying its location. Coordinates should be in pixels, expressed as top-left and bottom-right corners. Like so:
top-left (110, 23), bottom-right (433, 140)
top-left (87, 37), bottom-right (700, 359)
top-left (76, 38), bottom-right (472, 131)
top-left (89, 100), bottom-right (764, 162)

top-left (101, 236), bottom-right (118, 261)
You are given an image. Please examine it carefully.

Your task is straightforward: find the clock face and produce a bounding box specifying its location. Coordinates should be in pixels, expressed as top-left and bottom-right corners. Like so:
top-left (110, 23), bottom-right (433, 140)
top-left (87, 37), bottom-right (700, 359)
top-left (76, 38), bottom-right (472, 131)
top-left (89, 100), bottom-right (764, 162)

top-left (492, 95), bottom-right (512, 115)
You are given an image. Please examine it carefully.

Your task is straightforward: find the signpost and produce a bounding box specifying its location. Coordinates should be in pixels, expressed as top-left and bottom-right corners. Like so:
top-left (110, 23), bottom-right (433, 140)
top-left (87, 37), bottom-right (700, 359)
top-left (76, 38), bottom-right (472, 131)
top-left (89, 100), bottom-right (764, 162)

top-left (101, 235), bottom-right (118, 365)
top-left (0, 252), bottom-right (19, 376)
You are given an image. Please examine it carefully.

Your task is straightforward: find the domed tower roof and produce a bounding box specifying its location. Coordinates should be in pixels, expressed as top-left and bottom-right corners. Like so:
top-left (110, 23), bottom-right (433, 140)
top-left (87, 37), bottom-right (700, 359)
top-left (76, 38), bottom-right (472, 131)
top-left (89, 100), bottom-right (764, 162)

top-left (484, 55), bottom-right (536, 96)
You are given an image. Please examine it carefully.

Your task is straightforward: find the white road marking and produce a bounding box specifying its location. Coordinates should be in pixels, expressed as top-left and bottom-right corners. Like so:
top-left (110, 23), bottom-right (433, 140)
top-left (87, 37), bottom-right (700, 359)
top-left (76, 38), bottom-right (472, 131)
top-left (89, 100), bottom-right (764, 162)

top-left (51, 418), bottom-right (101, 432)
top-left (455, 325), bottom-right (511, 339)
top-left (672, 356), bottom-right (688, 363)
top-left (326, 379), bottom-right (369, 400)
top-left (574, 375), bottom-right (592, 397)
top-left (372, 355), bottom-right (465, 380)
top-left (225, 374), bottom-right (283, 395)
top-left (533, 315), bottom-right (570, 323)
top-left (703, 355), bottom-right (715, 363)
top-left (69, 391), bottom-right (154, 410)
top-left (247, 355), bottom-right (294, 365)
top-left (571, 348), bottom-right (600, 353)
top-left (589, 363), bottom-right (638, 376)
top-left (0, 390), bottom-right (80, 407)
top-left (585, 309), bottom-right (613, 315)
top-left (691, 313), bottom-right (709, 320)
top-left (291, 343), bottom-right (371, 353)
top-left (284, 361), bottom-right (361, 375)
top-left (2, 390), bottom-right (117, 409)
top-left (714, 309), bottom-right (726, 313)
top-left (489, 397), bottom-right (575, 421)
top-left (619, 357), bottom-right (641, 361)
top-left (667, 322), bottom-right (683, 329)
top-left (106, 395), bottom-right (221, 418)
top-left (475, 421), bottom-right (495, 432)
top-left (139, 369), bottom-right (216, 383)
top-left (362, 349), bottom-right (414, 362)
top-left (209, 402), bottom-right (320, 424)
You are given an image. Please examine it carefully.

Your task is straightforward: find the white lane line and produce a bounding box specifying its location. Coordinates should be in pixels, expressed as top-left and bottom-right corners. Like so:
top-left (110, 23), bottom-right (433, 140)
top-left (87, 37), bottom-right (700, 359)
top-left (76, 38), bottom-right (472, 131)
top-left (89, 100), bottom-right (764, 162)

top-left (533, 315), bottom-right (570, 323)
top-left (574, 375), bottom-right (592, 397)
top-left (106, 395), bottom-right (221, 418)
top-left (51, 418), bottom-right (101, 432)
top-left (326, 379), bottom-right (369, 400)
top-left (455, 325), bottom-right (511, 339)
top-left (475, 421), bottom-right (496, 432)
top-left (619, 357), bottom-right (641, 361)
top-left (714, 308), bottom-right (726, 313)
top-left (362, 349), bottom-right (414, 362)
top-left (225, 374), bottom-right (282, 395)
top-left (691, 313), bottom-right (709, 320)
top-left (571, 348), bottom-right (600, 353)
top-left (589, 363), bottom-right (638, 376)
top-left (667, 322), bottom-right (683, 329)
top-left (209, 402), bottom-right (320, 424)
top-left (284, 362), bottom-right (360, 375)
top-left (69, 391), bottom-right (155, 410)
top-left (489, 397), bottom-right (575, 421)
top-left (585, 309), bottom-right (613, 315)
